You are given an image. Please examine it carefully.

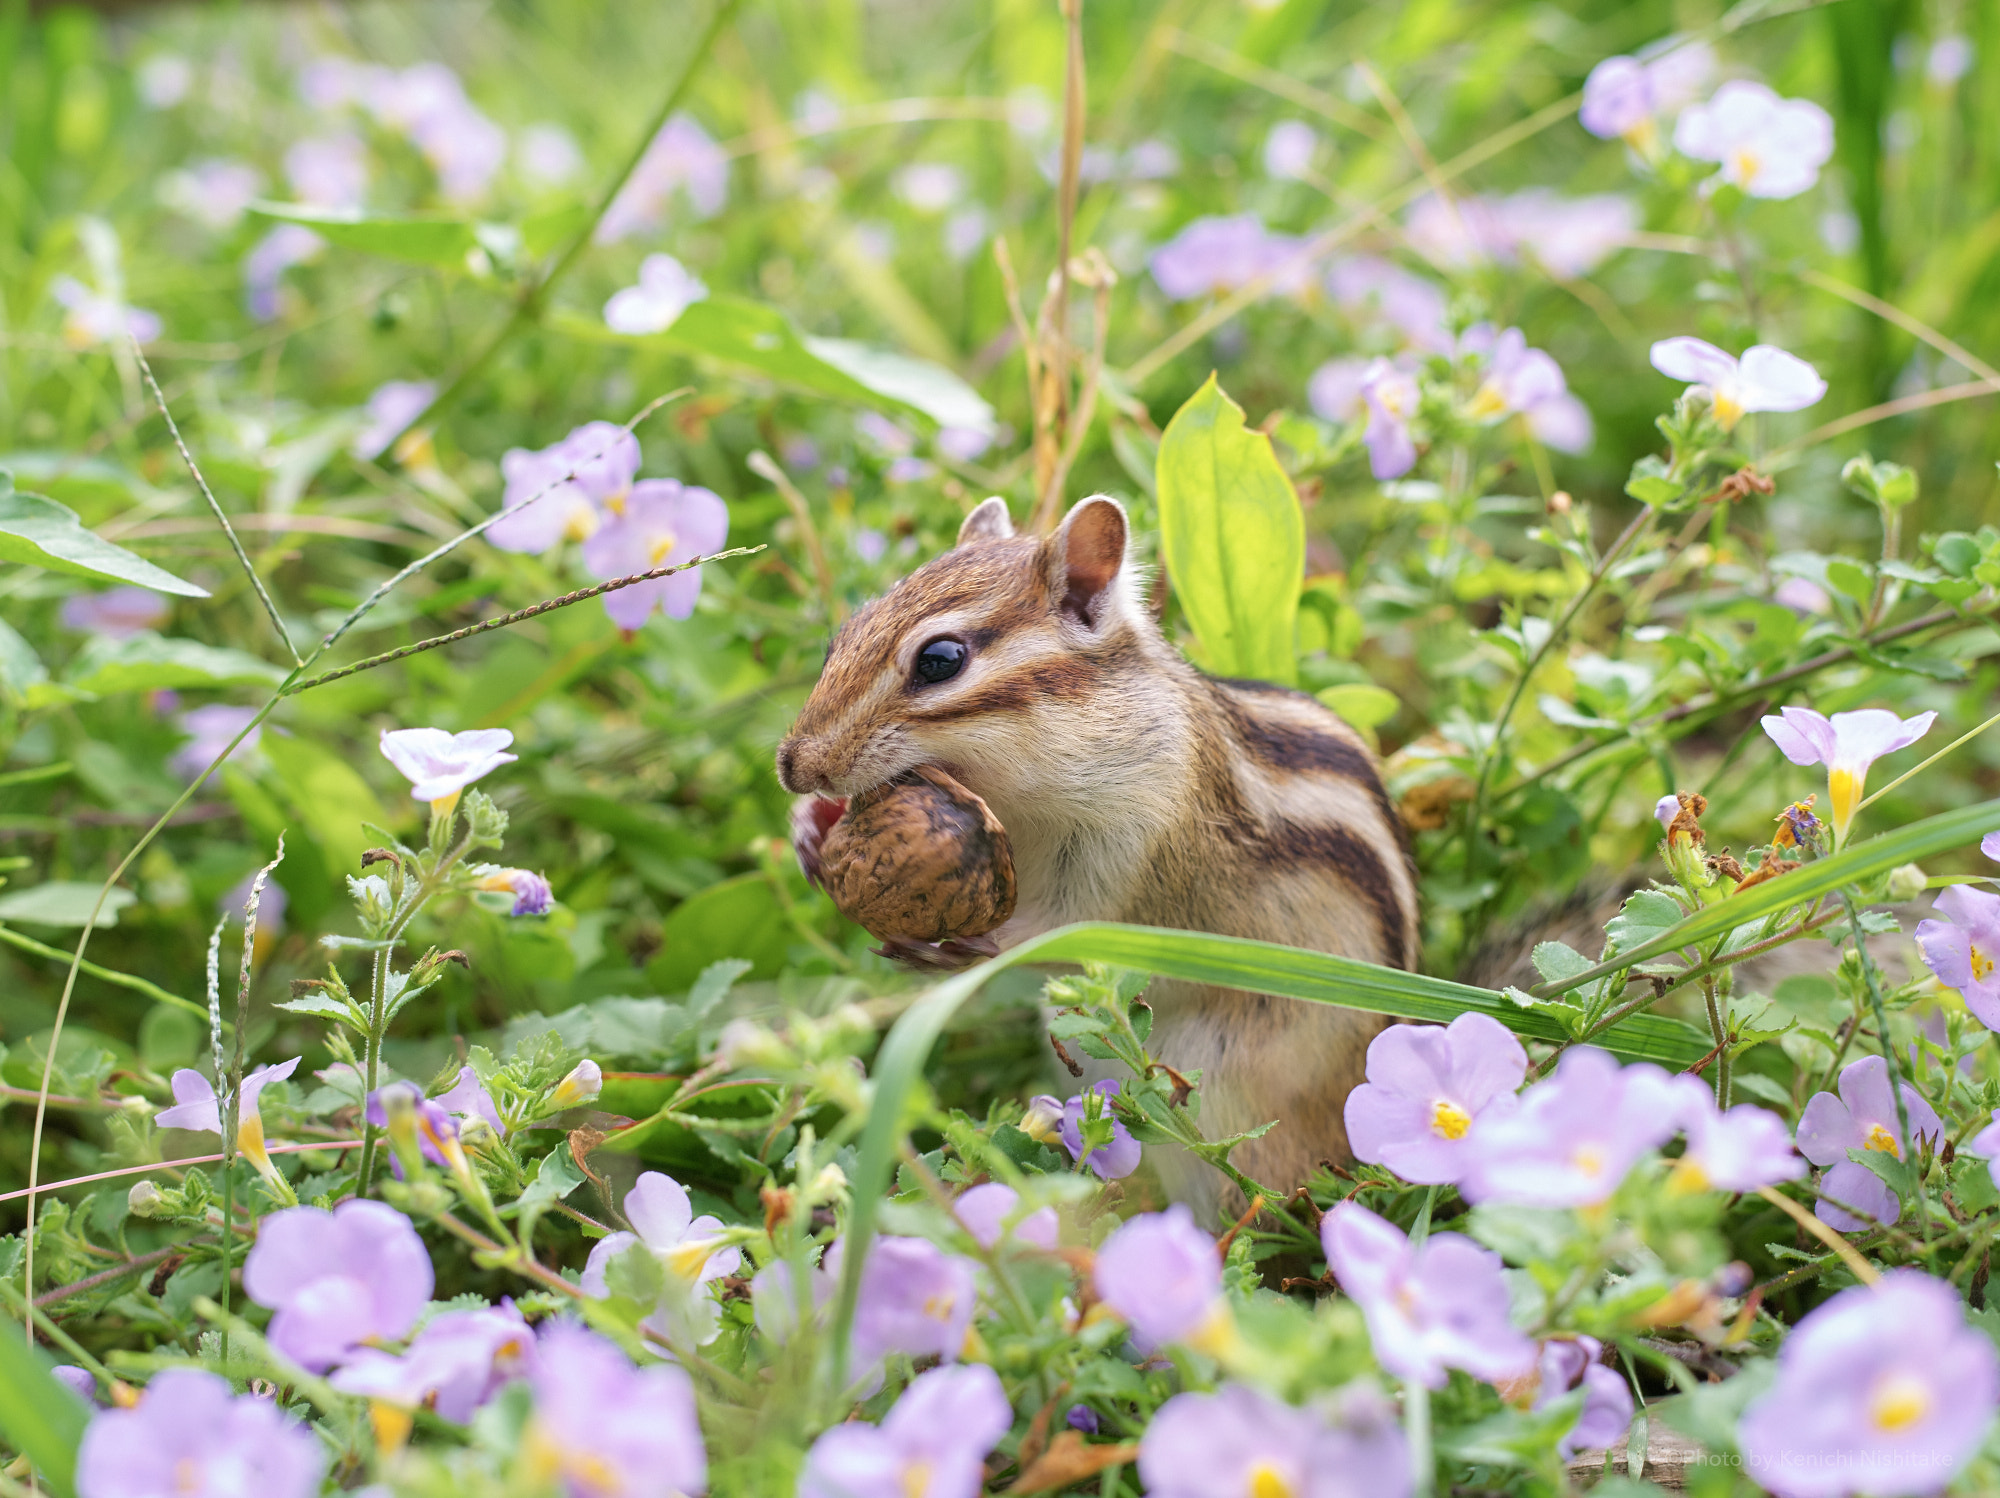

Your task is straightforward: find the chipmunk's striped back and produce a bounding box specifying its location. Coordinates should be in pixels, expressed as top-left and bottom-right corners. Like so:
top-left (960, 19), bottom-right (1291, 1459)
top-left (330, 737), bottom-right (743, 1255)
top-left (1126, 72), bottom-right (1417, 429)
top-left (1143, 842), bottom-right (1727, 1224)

top-left (778, 495), bottom-right (1418, 1220)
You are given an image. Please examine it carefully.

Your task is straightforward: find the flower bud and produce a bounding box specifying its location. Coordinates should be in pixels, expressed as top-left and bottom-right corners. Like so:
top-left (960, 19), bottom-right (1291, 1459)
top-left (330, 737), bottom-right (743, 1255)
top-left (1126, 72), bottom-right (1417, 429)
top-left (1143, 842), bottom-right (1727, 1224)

top-left (716, 1018), bottom-right (792, 1071)
top-left (128, 1180), bottom-right (165, 1218)
top-left (546, 1059), bottom-right (602, 1112)
top-left (1888, 863), bottom-right (1928, 902)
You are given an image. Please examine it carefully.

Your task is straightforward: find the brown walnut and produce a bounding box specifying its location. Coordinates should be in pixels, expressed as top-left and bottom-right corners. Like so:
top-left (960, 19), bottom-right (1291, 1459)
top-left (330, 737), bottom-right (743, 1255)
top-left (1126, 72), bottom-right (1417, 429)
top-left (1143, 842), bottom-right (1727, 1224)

top-left (814, 766), bottom-right (1016, 943)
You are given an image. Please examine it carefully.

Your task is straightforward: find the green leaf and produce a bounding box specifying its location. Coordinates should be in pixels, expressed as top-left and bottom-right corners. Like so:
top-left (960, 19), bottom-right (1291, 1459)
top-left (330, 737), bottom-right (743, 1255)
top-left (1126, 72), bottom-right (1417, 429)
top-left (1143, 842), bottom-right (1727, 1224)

top-left (1315, 683), bottom-right (1399, 728)
top-left (1604, 889), bottom-right (1685, 950)
top-left (64, 631), bottom-right (286, 695)
top-left (513, 1142), bottom-right (587, 1237)
top-left (1532, 798), bottom-right (2000, 998)
top-left (276, 992), bottom-right (365, 1025)
top-left (558, 298), bottom-right (994, 432)
top-left (0, 616), bottom-right (50, 705)
top-left (0, 882), bottom-right (137, 928)
top-left (1825, 559), bottom-right (1872, 602)
top-left (1625, 475), bottom-right (1684, 506)
top-left (645, 873), bottom-right (790, 992)
top-left (0, 1310), bottom-right (89, 1497)
top-left (1531, 941), bottom-right (1593, 987)
top-left (248, 201), bottom-right (480, 266)
top-left (521, 202), bottom-right (592, 259)
top-left (0, 474), bottom-right (205, 596)
top-left (1155, 374), bottom-right (1305, 685)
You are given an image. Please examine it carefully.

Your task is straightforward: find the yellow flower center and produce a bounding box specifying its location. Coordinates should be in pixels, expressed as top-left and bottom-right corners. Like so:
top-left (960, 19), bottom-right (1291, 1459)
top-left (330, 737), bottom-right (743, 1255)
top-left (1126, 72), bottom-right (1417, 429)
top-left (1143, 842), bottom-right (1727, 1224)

top-left (1863, 1123), bottom-right (1901, 1158)
top-left (1667, 1156), bottom-right (1710, 1194)
top-left (1730, 146), bottom-right (1762, 189)
top-left (369, 1400), bottom-right (415, 1453)
top-left (1249, 1462), bottom-right (1298, 1498)
top-left (563, 506), bottom-right (599, 542)
top-left (1973, 945), bottom-right (1994, 983)
top-left (1431, 1099), bottom-right (1472, 1141)
top-left (602, 487), bottom-right (630, 516)
top-left (175, 1458), bottom-right (202, 1495)
top-left (1828, 766), bottom-right (1863, 840)
top-left (902, 1459), bottom-right (934, 1498)
top-left (667, 1239), bottom-right (717, 1281)
top-left (923, 1289), bottom-right (959, 1323)
top-left (430, 789), bottom-right (463, 822)
top-left (1572, 1144), bottom-right (1605, 1178)
top-left (1186, 1302), bottom-right (1238, 1357)
top-left (1870, 1373), bottom-right (1930, 1433)
top-left (1711, 388), bottom-right (1745, 431)
top-left (1466, 381), bottom-right (1508, 420)
top-left (648, 529), bottom-right (679, 566)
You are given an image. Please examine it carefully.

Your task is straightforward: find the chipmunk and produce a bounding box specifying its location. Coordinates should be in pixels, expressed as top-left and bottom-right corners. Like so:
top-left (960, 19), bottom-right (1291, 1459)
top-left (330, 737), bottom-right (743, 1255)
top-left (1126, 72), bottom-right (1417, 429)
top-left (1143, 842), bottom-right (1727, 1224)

top-left (776, 495), bottom-right (1420, 1221)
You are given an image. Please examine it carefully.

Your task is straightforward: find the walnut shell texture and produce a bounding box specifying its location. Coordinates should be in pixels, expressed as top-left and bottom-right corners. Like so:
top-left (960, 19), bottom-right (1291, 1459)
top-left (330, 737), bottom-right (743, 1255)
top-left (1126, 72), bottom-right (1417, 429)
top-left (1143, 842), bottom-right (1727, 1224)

top-left (816, 766), bottom-right (1016, 943)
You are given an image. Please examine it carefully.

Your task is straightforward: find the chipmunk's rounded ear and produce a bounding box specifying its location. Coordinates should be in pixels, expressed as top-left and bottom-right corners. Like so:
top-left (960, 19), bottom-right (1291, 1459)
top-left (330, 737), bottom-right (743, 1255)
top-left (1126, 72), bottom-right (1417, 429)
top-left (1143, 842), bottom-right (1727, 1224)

top-left (1049, 495), bottom-right (1128, 628)
top-left (956, 496), bottom-right (1015, 547)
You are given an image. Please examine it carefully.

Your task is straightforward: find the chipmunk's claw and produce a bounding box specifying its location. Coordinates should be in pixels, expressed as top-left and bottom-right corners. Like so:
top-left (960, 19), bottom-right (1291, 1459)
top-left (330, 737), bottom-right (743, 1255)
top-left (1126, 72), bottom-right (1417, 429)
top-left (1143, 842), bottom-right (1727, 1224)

top-left (870, 934), bottom-right (1000, 970)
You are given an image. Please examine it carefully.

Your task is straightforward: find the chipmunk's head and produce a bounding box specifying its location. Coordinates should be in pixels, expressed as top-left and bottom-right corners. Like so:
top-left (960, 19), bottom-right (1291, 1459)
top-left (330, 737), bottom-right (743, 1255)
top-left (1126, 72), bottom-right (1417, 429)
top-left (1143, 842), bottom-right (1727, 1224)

top-left (776, 495), bottom-right (1146, 800)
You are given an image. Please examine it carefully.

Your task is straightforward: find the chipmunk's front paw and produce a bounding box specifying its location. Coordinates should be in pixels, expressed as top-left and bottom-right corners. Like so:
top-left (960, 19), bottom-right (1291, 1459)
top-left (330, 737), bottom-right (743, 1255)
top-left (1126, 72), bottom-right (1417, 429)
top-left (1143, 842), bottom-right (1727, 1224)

top-left (871, 933), bottom-right (1002, 970)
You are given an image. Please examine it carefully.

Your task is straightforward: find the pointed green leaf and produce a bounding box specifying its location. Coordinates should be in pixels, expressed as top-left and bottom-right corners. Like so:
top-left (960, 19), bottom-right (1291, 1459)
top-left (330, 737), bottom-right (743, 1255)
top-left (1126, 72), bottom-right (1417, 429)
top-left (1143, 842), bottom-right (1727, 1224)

top-left (0, 1319), bottom-right (88, 1497)
top-left (64, 632), bottom-right (285, 695)
top-left (0, 474), bottom-right (205, 596)
top-left (248, 201), bottom-right (479, 266)
top-left (1156, 375), bottom-right (1304, 685)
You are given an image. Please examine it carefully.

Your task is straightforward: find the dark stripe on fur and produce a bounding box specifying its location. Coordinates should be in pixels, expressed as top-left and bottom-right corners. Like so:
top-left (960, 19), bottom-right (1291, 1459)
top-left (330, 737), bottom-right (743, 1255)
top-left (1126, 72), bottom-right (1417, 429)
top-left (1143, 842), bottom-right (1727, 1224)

top-left (1259, 820), bottom-right (1410, 970)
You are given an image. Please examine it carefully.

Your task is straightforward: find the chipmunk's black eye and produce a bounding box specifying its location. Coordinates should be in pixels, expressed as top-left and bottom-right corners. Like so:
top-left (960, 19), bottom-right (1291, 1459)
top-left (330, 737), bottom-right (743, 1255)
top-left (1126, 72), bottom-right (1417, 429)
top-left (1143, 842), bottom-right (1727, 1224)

top-left (913, 637), bottom-right (967, 685)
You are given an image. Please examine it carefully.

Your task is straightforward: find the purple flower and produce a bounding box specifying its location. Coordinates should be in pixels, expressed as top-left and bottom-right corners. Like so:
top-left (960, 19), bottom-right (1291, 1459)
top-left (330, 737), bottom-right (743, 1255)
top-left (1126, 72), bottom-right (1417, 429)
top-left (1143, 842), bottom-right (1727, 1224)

top-left (1667, 1081), bottom-right (1805, 1193)
top-left (518, 123), bottom-right (585, 188)
top-left (848, 1235), bottom-right (979, 1367)
top-left (1530, 1337), bottom-right (1632, 1459)
top-left (1775, 576), bottom-right (1833, 614)
top-left (1139, 1381), bottom-right (1410, 1498)
top-left (1916, 886), bottom-right (2000, 1027)
top-left (1263, 120), bottom-right (1320, 180)
top-left (1673, 81), bottom-right (1834, 200)
top-left (884, 456), bottom-right (936, 484)
top-left (379, 726), bottom-right (517, 808)
top-left (1738, 1271), bottom-right (1997, 1497)
top-left (1651, 336), bottom-right (1827, 434)
top-left (1308, 357), bottom-right (1370, 423)
top-left (243, 224), bottom-right (324, 321)
top-left (527, 1323), bottom-right (706, 1498)
top-left (799, 1363), bottom-right (1012, 1498)
top-left (378, 65), bottom-right (505, 203)
top-left (1464, 327), bottom-right (1593, 453)
top-left (54, 1365), bottom-right (96, 1402)
top-left (1344, 1012), bottom-right (1526, 1185)
top-left (936, 425), bottom-right (993, 463)
top-left (943, 206), bottom-right (992, 263)
top-left (366, 1080), bottom-right (467, 1175)
top-left (750, 1254), bottom-right (836, 1346)
top-left (52, 277), bottom-right (162, 350)
top-left (1797, 1055), bottom-right (1943, 1231)
top-left (596, 114), bottom-right (728, 243)
top-left (1969, 1111), bottom-right (2000, 1192)
top-left (156, 1057), bottom-right (299, 1191)
top-left (158, 158), bottom-right (263, 232)
top-left (580, 479), bottom-right (729, 630)
top-left (604, 253), bottom-right (709, 336)
top-left (1325, 256), bottom-right (1448, 351)
top-left (1929, 37), bottom-right (1976, 85)
top-left (76, 1368), bottom-right (324, 1498)
top-left (1359, 359), bottom-right (1419, 480)
top-left (243, 1200), bottom-right (433, 1371)
top-left (60, 587), bottom-right (169, 638)
top-left (1093, 1205), bottom-right (1225, 1351)
top-left (953, 1182), bottom-right (1059, 1250)
top-left (1049, 1079), bottom-right (1141, 1179)
top-left (1461, 1047), bottom-right (1680, 1208)
top-left (1065, 1404), bottom-right (1099, 1434)
top-left (169, 704), bottom-right (262, 780)
top-left (1580, 41), bottom-right (1715, 147)
top-left (1654, 793), bottom-right (1681, 830)
top-left (285, 132), bottom-right (368, 209)
top-left (436, 1064), bottom-right (505, 1135)
top-left (488, 421), bottom-right (640, 554)
top-left (351, 380), bottom-right (436, 462)
top-left (581, 1169), bottom-right (739, 1344)
top-left (137, 54), bottom-right (194, 108)
top-left (1500, 191), bottom-right (1638, 280)
top-left (893, 162), bottom-right (964, 212)
top-left (331, 1301), bottom-right (534, 1422)
top-left (1323, 1202), bottom-right (1534, 1389)
top-left (476, 866), bottom-right (554, 916)
top-left (1150, 215), bottom-right (1308, 301)
top-left (1758, 706), bottom-right (1934, 842)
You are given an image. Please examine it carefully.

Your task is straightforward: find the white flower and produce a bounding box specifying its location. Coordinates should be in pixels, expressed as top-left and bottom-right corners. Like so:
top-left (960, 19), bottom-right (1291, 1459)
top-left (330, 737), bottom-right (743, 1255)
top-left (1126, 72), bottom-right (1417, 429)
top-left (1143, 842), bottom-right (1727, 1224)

top-left (52, 277), bottom-right (162, 349)
top-left (379, 727), bottom-right (517, 807)
top-left (892, 163), bottom-right (963, 213)
top-left (604, 254), bottom-right (708, 336)
top-left (1672, 80), bottom-right (1834, 200)
top-left (1648, 336), bottom-right (1827, 430)
top-left (1262, 120), bottom-right (1319, 180)
top-left (581, 1171), bottom-right (741, 1348)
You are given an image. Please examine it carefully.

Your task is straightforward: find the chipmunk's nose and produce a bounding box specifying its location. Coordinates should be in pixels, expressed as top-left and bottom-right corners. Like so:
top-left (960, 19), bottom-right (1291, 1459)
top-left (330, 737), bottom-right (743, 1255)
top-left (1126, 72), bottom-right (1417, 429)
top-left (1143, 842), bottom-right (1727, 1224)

top-left (776, 734), bottom-right (827, 795)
